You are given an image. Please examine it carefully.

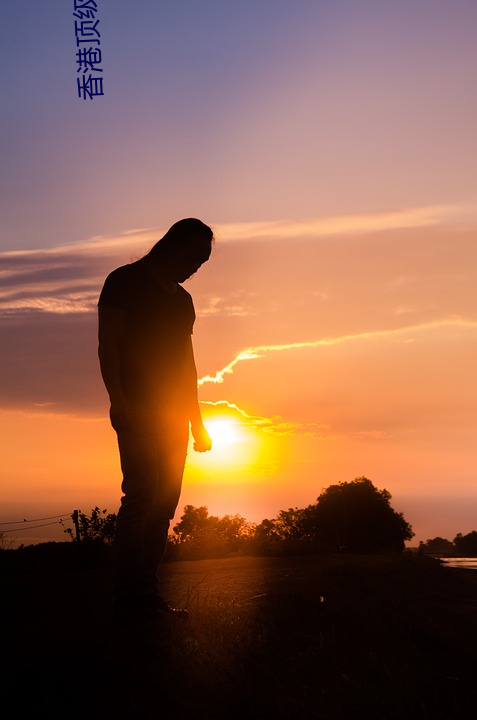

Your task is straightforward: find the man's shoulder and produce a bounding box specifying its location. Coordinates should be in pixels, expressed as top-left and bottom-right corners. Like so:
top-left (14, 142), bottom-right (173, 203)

top-left (99, 260), bottom-right (145, 307)
top-left (107, 259), bottom-right (145, 282)
top-left (104, 260), bottom-right (148, 289)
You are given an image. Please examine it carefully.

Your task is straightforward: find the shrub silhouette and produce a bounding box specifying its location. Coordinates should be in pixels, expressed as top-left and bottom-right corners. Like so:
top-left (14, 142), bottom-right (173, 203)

top-left (63, 507), bottom-right (117, 544)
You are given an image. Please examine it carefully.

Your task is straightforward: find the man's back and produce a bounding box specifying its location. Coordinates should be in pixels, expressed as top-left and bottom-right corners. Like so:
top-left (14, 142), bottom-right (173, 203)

top-left (98, 258), bottom-right (196, 408)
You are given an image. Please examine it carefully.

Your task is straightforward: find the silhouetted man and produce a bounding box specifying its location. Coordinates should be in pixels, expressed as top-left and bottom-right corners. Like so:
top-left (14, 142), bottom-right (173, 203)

top-left (98, 218), bottom-right (213, 623)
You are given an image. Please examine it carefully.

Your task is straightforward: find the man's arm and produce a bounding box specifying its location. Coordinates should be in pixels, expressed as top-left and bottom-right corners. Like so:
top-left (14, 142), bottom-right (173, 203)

top-left (98, 305), bottom-right (130, 426)
top-left (184, 335), bottom-right (212, 452)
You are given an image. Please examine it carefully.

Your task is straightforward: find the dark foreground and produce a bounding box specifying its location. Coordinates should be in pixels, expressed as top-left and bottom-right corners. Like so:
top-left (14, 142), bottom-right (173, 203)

top-left (3, 552), bottom-right (477, 719)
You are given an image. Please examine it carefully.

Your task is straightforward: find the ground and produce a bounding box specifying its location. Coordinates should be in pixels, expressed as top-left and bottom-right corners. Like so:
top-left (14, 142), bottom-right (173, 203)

top-left (3, 551), bottom-right (477, 718)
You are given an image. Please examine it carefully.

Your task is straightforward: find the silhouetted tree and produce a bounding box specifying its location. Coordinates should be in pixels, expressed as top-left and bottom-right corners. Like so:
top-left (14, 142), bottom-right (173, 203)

top-left (255, 509), bottom-right (302, 542)
top-left (453, 531), bottom-right (477, 556)
top-left (274, 508), bottom-right (309, 541)
top-left (217, 514), bottom-right (255, 552)
top-left (418, 537), bottom-right (455, 554)
top-left (172, 505), bottom-right (211, 544)
top-left (253, 517), bottom-right (283, 552)
top-left (253, 508), bottom-right (319, 554)
top-left (304, 477), bottom-right (413, 552)
top-left (171, 505), bottom-right (254, 559)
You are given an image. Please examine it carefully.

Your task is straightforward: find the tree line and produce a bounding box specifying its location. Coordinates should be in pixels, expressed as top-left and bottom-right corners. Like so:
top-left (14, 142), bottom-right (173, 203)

top-left (60, 477), bottom-right (423, 559)
top-left (418, 533), bottom-right (477, 556)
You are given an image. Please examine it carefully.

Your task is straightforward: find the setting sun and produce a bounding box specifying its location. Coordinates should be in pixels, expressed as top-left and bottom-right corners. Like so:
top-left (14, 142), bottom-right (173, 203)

top-left (207, 419), bottom-right (240, 447)
top-left (188, 409), bottom-right (264, 482)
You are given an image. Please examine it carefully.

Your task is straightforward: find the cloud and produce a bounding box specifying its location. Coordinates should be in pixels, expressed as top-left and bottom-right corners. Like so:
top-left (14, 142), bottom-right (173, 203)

top-left (200, 399), bottom-right (330, 438)
top-left (215, 205), bottom-right (460, 243)
top-left (0, 293), bottom-right (98, 315)
top-left (0, 312), bottom-right (103, 413)
top-left (198, 294), bottom-right (257, 318)
top-left (0, 229), bottom-right (164, 316)
top-left (198, 318), bottom-right (477, 386)
top-left (198, 351), bottom-right (262, 385)
top-left (0, 204), bottom-right (464, 316)
top-left (1, 209), bottom-right (476, 416)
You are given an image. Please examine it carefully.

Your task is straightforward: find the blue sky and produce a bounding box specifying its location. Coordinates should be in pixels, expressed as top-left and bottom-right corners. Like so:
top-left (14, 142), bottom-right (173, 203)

top-left (2, 0), bottom-right (477, 250)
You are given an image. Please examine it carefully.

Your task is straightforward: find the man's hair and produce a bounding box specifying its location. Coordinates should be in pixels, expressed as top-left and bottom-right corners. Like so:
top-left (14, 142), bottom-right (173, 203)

top-left (148, 218), bottom-right (214, 259)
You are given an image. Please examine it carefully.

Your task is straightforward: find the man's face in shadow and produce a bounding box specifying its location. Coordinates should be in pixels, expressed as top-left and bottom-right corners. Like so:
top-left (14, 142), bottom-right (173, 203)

top-left (167, 235), bottom-right (212, 283)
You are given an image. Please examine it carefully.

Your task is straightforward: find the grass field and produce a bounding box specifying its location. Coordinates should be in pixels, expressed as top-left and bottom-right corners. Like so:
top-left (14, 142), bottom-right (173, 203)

top-left (3, 551), bottom-right (477, 718)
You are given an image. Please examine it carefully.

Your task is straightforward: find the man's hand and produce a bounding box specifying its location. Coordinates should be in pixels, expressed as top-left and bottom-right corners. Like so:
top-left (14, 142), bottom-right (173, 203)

top-left (192, 422), bottom-right (212, 452)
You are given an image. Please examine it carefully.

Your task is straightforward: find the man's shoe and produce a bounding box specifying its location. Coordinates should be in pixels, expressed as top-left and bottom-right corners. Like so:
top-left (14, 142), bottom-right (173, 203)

top-left (151, 595), bottom-right (189, 619)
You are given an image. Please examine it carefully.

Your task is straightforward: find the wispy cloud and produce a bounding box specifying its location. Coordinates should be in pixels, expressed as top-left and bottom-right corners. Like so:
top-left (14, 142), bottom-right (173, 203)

top-left (0, 205), bottom-right (468, 316)
top-left (0, 293), bottom-right (98, 315)
top-left (198, 318), bottom-right (477, 386)
top-left (0, 233), bottom-right (153, 315)
top-left (200, 399), bottom-right (329, 437)
top-left (215, 205), bottom-right (460, 242)
top-left (198, 293), bottom-right (257, 318)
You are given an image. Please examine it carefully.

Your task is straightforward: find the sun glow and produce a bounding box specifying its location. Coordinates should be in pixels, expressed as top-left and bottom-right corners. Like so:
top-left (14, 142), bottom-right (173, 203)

top-left (207, 419), bottom-right (240, 448)
top-left (188, 412), bottom-right (264, 477)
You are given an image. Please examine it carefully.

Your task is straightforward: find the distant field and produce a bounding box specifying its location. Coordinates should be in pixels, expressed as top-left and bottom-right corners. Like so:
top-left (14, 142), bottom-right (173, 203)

top-left (3, 553), bottom-right (477, 718)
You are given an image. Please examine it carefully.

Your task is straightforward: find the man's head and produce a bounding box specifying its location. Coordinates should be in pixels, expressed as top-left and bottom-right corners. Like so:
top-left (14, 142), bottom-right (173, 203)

top-left (147, 218), bottom-right (214, 282)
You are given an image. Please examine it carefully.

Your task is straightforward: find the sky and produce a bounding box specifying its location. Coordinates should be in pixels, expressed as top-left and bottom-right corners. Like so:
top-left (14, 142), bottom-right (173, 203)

top-left (1, 0), bottom-right (477, 547)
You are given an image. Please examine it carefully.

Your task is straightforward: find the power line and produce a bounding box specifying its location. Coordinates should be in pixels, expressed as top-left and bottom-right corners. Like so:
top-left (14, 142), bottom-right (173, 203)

top-left (1, 520), bottom-right (67, 534)
top-left (0, 513), bottom-right (71, 526)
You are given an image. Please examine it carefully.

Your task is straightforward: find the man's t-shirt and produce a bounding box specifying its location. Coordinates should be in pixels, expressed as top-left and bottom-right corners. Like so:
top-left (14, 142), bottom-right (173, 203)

top-left (98, 258), bottom-right (196, 410)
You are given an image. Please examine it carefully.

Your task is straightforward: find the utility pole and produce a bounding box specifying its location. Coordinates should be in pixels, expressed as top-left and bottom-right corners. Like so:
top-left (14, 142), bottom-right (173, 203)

top-left (72, 510), bottom-right (81, 542)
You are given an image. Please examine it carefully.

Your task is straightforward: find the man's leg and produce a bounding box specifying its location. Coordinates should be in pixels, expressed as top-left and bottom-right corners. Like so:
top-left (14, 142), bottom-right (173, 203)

top-left (113, 422), bottom-right (159, 616)
top-left (113, 414), bottom-right (189, 620)
top-left (142, 422), bottom-right (189, 599)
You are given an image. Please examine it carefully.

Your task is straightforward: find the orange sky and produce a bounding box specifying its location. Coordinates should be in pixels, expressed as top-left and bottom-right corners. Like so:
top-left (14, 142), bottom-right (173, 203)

top-left (1, 3), bottom-right (477, 547)
top-left (1, 209), bottom-right (476, 546)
